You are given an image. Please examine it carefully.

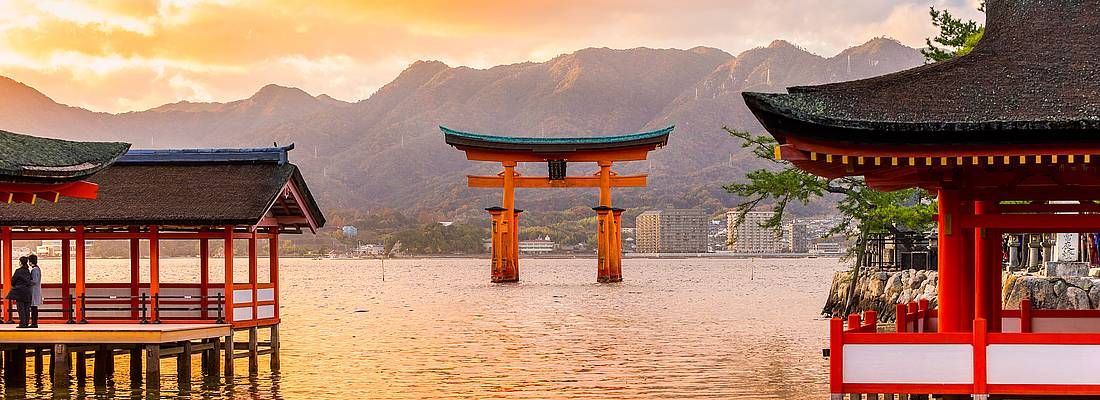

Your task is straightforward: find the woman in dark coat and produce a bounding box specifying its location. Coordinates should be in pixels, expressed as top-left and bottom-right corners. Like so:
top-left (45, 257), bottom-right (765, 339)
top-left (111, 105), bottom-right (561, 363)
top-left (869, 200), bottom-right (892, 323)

top-left (5, 257), bottom-right (33, 328)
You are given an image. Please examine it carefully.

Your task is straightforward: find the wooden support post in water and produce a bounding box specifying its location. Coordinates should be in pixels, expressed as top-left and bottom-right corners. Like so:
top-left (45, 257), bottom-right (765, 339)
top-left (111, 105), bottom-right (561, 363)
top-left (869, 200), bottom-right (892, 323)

top-left (93, 345), bottom-right (111, 386)
top-left (129, 347), bottom-right (142, 386)
top-left (248, 327), bottom-right (259, 374)
top-left (34, 347), bottom-right (43, 377)
top-left (178, 341), bottom-right (192, 388)
top-left (6, 346), bottom-right (26, 389)
top-left (210, 337), bottom-right (221, 379)
top-left (223, 331), bottom-right (234, 377)
top-left (52, 344), bottom-right (69, 390)
top-left (75, 351), bottom-right (86, 384)
top-left (270, 324), bottom-right (281, 371)
top-left (145, 344), bottom-right (160, 389)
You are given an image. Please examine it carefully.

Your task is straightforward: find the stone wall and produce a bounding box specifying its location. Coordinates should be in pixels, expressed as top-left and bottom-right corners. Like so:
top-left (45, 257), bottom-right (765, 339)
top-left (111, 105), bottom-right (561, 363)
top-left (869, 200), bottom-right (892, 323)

top-left (824, 269), bottom-right (1100, 320)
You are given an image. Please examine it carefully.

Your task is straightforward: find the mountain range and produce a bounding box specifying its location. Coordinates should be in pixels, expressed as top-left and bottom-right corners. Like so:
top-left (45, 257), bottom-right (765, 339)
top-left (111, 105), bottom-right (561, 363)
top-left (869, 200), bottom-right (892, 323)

top-left (0, 38), bottom-right (925, 223)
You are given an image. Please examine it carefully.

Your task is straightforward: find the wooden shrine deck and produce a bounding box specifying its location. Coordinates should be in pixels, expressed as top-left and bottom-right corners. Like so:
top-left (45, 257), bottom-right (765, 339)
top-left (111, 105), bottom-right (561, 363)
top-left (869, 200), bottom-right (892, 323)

top-left (0, 323), bottom-right (230, 344)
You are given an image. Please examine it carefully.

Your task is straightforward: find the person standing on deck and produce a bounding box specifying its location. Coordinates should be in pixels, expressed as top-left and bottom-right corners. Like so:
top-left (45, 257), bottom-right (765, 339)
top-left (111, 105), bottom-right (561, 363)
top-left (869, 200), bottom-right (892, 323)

top-left (5, 257), bottom-right (33, 328)
top-left (28, 254), bottom-right (41, 328)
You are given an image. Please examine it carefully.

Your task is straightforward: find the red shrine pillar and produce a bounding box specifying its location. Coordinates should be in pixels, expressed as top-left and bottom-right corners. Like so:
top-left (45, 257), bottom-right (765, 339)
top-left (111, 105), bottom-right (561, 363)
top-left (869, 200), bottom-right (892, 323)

top-left (609, 208), bottom-right (624, 282)
top-left (513, 209), bottom-right (523, 281)
top-left (486, 207), bottom-right (513, 282)
top-left (1, 227), bottom-right (11, 323)
top-left (974, 200), bottom-right (1002, 332)
top-left (960, 199), bottom-right (976, 330)
top-left (594, 206), bottom-right (613, 282)
top-left (594, 161), bottom-right (615, 283)
top-left (938, 189), bottom-right (972, 332)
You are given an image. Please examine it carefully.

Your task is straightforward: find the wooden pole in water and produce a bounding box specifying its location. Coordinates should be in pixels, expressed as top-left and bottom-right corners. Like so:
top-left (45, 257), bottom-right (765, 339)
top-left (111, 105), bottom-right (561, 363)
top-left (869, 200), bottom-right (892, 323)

top-left (75, 351), bottom-right (86, 384)
top-left (93, 345), bottom-right (111, 386)
top-left (248, 327), bottom-right (259, 374)
top-left (223, 330), bottom-right (234, 377)
top-left (145, 344), bottom-right (160, 389)
top-left (210, 337), bottom-right (221, 379)
top-left (270, 324), bottom-right (281, 371)
top-left (34, 347), bottom-right (43, 377)
top-left (52, 344), bottom-right (69, 390)
top-left (129, 347), bottom-right (142, 386)
top-left (178, 341), bottom-right (191, 388)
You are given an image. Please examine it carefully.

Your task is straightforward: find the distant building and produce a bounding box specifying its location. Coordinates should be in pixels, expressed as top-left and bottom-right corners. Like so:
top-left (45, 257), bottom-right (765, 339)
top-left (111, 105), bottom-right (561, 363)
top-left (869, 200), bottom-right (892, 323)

top-left (727, 210), bottom-right (785, 253)
top-left (810, 242), bottom-right (843, 255)
top-left (519, 237), bottom-right (556, 254)
top-left (635, 209), bottom-right (708, 253)
top-left (353, 243), bottom-right (386, 256)
top-left (784, 222), bottom-right (811, 253)
top-left (341, 225), bottom-right (359, 238)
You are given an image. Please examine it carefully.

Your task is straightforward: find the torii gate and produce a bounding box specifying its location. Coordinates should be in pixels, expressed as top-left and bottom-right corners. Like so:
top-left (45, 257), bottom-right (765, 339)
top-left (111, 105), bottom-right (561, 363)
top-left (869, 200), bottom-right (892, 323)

top-left (442, 126), bottom-right (673, 283)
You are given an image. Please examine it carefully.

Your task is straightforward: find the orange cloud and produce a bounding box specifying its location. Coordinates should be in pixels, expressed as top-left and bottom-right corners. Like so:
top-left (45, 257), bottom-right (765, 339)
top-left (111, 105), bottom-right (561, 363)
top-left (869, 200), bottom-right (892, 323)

top-left (0, 0), bottom-right (983, 113)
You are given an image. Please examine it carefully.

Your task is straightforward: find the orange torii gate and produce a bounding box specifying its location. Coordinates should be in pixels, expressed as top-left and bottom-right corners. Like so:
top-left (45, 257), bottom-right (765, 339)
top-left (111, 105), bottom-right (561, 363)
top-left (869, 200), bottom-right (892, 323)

top-left (442, 126), bottom-right (673, 283)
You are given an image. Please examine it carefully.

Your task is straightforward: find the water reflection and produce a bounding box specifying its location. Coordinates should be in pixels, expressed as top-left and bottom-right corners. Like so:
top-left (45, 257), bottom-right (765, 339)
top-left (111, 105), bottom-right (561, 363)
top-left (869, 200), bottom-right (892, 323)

top-left (3, 257), bottom-right (842, 399)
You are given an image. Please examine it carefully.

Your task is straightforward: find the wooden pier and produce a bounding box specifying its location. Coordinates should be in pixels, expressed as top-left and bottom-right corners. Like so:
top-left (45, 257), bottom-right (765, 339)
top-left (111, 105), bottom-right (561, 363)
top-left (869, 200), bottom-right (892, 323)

top-left (0, 323), bottom-right (280, 390)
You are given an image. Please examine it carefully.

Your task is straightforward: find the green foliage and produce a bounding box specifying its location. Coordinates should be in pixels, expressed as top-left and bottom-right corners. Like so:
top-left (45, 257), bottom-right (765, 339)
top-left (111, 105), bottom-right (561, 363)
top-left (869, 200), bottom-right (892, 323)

top-left (922, 3), bottom-right (985, 63)
top-left (723, 127), bottom-right (937, 256)
top-left (383, 222), bottom-right (486, 255)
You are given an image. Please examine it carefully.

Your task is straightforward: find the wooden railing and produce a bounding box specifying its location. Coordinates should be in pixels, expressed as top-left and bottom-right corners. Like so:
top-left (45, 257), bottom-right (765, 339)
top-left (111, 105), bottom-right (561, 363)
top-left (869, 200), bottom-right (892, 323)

top-left (831, 300), bottom-right (1100, 398)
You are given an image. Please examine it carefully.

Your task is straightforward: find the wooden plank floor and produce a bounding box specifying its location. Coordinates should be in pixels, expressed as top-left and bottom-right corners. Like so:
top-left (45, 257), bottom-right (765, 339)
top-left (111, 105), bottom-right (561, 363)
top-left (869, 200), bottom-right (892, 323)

top-left (0, 324), bottom-right (230, 344)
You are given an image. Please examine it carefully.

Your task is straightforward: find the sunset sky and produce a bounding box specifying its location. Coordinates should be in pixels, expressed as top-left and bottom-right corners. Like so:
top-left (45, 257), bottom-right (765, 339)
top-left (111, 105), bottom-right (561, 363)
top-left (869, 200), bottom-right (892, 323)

top-left (0, 0), bottom-right (983, 113)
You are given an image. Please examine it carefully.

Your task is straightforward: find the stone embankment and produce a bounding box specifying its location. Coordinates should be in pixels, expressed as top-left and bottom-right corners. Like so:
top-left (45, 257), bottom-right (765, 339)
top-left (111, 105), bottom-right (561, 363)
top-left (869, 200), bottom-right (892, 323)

top-left (824, 269), bottom-right (1100, 320)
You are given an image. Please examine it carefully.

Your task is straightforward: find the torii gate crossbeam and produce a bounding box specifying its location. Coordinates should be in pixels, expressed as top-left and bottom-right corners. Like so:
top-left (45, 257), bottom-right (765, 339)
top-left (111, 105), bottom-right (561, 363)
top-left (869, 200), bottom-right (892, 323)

top-left (441, 125), bottom-right (673, 283)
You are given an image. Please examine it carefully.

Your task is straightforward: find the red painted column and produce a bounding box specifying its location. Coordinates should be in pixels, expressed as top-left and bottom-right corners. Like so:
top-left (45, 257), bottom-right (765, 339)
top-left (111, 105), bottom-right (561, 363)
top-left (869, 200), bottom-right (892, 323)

top-left (200, 238), bottom-right (210, 319)
top-left (224, 226), bottom-right (235, 325)
top-left (129, 232), bottom-right (140, 318)
top-left (610, 208), bottom-right (624, 282)
top-left (61, 239), bottom-right (71, 321)
top-left (269, 231), bottom-right (280, 320)
top-left (249, 232), bottom-right (258, 324)
top-left (486, 207), bottom-right (506, 282)
top-left (1, 227), bottom-right (11, 323)
top-left (593, 206), bottom-right (612, 282)
top-left (974, 200), bottom-right (1002, 332)
top-left (960, 199), bottom-right (976, 332)
top-left (75, 226), bottom-right (86, 323)
top-left (149, 225), bottom-right (160, 322)
top-left (829, 318), bottom-right (844, 397)
top-left (937, 189), bottom-right (967, 332)
top-left (512, 209), bottom-right (522, 282)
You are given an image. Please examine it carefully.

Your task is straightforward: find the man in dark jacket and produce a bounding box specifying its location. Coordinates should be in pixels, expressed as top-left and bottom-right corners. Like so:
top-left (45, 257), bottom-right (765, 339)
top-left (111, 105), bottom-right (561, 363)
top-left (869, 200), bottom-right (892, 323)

top-left (6, 256), bottom-right (33, 328)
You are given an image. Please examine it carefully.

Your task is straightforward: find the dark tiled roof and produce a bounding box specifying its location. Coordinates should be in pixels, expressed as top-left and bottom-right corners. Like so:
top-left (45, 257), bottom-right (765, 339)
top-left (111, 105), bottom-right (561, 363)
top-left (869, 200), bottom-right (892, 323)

top-left (442, 126), bottom-right (673, 153)
top-left (0, 151), bottom-right (325, 229)
top-left (0, 130), bottom-right (130, 183)
top-left (743, 0), bottom-right (1100, 143)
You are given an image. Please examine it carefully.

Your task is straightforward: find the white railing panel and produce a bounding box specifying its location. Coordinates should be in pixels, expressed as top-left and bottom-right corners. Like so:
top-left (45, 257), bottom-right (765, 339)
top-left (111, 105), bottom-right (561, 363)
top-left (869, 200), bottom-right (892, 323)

top-left (233, 289), bottom-right (252, 303)
top-left (257, 288), bottom-right (275, 302)
top-left (1001, 317), bottom-right (1021, 333)
top-left (233, 306), bottom-right (252, 322)
top-left (989, 344), bottom-right (1100, 385)
top-left (1033, 317), bottom-right (1100, 333)
top-left (257, 305), bottom-right (275, 319)
top-left (844, 344), bottom-right (973, 384)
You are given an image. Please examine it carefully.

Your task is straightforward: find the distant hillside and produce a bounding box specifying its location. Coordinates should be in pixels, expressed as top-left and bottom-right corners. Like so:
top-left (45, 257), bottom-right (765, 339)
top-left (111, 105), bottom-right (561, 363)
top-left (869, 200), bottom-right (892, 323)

top-left (0, 38), bottom-right (924, 222)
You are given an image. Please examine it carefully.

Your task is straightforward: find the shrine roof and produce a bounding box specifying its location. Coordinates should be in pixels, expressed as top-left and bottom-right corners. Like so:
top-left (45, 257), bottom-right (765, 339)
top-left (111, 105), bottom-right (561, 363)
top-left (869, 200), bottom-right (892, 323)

top-left (743, 0), bottom-right (1100, 146)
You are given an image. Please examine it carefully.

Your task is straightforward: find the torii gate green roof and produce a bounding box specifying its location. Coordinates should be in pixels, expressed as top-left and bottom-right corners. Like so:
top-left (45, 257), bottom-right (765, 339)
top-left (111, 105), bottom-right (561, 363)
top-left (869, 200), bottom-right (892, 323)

top-left (440, 126), bottom-right (673, 153)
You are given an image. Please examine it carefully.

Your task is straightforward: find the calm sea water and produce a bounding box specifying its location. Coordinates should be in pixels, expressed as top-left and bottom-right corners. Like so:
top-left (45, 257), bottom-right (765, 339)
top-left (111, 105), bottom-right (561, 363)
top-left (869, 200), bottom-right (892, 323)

top-left (11, 257), bottom-right (843, 399)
